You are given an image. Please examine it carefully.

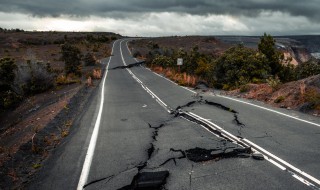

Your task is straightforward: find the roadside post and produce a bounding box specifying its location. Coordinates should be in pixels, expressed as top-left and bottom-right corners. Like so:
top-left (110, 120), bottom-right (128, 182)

top-left (177, 58), bottom-right (183, 73)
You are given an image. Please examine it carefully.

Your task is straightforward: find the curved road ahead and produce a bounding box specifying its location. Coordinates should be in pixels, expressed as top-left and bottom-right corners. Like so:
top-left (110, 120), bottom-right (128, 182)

top-left (29, 40), bottom-right (320, 190)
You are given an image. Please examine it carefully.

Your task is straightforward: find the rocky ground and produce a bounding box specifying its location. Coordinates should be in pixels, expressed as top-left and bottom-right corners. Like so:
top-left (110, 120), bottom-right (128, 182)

top-left (224, 75), bottom-right (320, 116)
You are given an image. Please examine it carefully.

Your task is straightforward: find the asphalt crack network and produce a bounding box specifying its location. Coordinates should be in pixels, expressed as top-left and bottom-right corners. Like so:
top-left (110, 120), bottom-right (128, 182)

top-left (116, 123), bottom-right (169, 190)
top-left (84, 97), bottom-right (258, 189)
top-left (174, 98), bottom-right (246, 137)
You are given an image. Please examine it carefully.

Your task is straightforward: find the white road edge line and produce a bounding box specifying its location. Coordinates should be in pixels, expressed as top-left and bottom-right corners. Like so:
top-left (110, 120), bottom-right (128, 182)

top-left (122, 39), bottom-right (320, 189)
top-left (216, 95), bottom-right (320, 128)
top-left (77, 41), bottom-right (116, 190)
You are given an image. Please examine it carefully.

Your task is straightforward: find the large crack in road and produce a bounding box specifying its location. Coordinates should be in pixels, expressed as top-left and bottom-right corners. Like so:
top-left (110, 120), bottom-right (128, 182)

top-left (87, 63), bottom-right (266, 189)
top-left (109, 61), bottom-right (145, 70)
top-left (114, 99), bottom-right (263, 189)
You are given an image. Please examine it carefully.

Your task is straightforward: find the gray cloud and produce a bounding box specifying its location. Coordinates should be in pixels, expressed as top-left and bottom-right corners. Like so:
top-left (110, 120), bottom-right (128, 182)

top-left (0, 0), bottom-right (319, 21)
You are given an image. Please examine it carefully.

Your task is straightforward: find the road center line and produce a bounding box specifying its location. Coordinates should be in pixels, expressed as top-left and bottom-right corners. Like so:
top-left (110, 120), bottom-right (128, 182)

top-left (77, 40), bottom-right (116, 190)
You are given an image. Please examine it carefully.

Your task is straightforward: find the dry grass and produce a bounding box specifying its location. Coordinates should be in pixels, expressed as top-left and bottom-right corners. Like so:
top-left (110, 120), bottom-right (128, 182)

top-left (56, 74), bottom-right (81, 85)
top-left (92, 69), bottom-right (102, 79)
top-left (305, 88), bottom-right (320, 110)
top-left (151, 65), bottom-right (198, 87)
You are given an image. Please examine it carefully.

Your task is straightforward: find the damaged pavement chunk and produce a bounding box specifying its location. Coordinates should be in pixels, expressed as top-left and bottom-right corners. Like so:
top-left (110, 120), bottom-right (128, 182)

top-left (118, 171), bottom-right (169, 190)
top-left (185, 147), bottom-right (253, 162)
top-left (161, 146), bottom-right (262, 166)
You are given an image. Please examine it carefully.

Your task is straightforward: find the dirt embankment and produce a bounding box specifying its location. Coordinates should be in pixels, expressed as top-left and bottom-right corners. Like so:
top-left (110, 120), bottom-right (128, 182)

top-left (225, 75), bottom-right (320, 115)
top-left (0, 31), bottom-right (118, 189)
top-left (0, 78), bottom-right (103, 189)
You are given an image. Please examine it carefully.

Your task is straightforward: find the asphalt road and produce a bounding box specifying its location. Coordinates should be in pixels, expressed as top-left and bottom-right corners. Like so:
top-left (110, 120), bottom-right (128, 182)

top-left (29, 40), bottom-right (320, 190)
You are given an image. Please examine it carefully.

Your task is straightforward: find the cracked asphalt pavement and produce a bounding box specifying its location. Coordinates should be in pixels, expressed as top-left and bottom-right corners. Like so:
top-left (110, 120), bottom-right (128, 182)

top-left (28, 40), bottom-right (320, 190)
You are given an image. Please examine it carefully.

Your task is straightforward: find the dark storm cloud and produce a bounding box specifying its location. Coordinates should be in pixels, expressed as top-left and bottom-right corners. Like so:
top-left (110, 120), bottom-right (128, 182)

top-left (0, 0), bottom-right (319, 20)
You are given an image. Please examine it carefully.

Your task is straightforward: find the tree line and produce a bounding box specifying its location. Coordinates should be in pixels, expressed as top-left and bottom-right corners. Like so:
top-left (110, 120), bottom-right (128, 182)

top-left (142, 33), bottom-right (320, 90)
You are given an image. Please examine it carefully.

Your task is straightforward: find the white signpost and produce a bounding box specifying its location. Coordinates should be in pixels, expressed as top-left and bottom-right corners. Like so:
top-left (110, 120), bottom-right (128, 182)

top-left (177, 58), bottom-right (183, 73)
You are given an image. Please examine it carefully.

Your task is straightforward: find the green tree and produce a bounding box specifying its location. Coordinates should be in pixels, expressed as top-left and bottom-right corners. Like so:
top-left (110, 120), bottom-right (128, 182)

top-left (195, 57), bottom-right (210, 78)
top-left (296, 61), bottom-right (320, 79)
top-left (61, 43), bottom-right (82, 76)
top-left (258, 33), bottom-right (283, 75)
top-left (213, 45), bottom-right (270, 89)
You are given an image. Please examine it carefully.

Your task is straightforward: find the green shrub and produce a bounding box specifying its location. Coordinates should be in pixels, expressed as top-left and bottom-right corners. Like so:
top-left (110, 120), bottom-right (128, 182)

top-left (14, 61), bottom-right (55, 95)
top-left (61, 43), bottom-right (82, 76)
top-left (296, 61), bottom-right (320, 80)
top-left (0, 58), bottom-right (20, 110)
top-left (266, 76), bottom-right (281, 90)
top-left (152, 55), bottom-right (173, 67)
top-left (274, 96), bottom-right (285, 103)
top-left (239, 85), bottom-right (250, 93)
top-left (305, 88), bottom-right (320, 109)
top-left (213, 44), bottom-right (270, 88)
top-left (2, 90), bottom-right (22, 109)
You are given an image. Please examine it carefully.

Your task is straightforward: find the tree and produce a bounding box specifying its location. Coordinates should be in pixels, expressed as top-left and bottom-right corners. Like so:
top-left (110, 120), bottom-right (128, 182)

top-left (258, 33), bottom-right (283, 75)
top-left (213, 44), bottom-right (270, 89)
top-left (61, 43), bottom-right (82, 76)
top-left (296, 61), bottom-right (320, 79)
top-left (195, 57), bottom-right (210, 79)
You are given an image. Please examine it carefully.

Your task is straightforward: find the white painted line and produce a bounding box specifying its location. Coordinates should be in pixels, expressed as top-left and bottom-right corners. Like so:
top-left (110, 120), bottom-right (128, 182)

top-left (77, 41), bottom-right (117, 190)
top-left (152, 71), bottom-right (179, 86)
top-left (216, 95), bottom-right (320, 128)
top-left (242, 138), bottom-right (320, 186)
top-left (292, 174), bottom-right (314, 187)
top-left (120, 40), bottom-right (170, 113)
top-left (265, 157), bottom-right (286, 171)
top-left (126, 41), bottom-right (131, 55)
top-left (180, 86), bottom-right (197, 94)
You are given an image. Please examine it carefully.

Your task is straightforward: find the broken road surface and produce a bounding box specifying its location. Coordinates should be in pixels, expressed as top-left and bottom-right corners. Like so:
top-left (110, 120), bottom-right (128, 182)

top-left (28, 40), bottom-right (320, 190)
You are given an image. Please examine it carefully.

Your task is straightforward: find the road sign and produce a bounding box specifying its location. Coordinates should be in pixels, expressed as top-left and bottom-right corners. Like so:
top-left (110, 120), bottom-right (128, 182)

top-left (177, 58), bottom-right (183, 65)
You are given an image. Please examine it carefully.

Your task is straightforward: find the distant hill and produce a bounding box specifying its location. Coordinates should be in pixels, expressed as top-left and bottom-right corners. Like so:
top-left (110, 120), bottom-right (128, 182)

top-left (215, 35), bottom-right (320, 63)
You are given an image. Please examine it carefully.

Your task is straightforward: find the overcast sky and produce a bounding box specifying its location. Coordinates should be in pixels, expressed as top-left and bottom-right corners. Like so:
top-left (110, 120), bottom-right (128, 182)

top-left (0, 0), bottom-right (319, 36)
